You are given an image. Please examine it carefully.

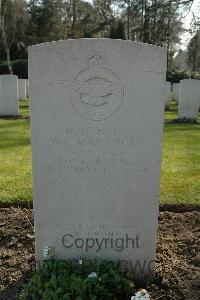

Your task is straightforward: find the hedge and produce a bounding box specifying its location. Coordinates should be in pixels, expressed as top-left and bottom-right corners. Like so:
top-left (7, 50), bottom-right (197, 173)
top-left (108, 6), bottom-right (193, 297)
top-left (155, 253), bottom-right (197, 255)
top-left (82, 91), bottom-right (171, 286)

top-left (167, 70), bottom-right (200, 83)
top-left (0, 60), bottom-right (28, 79)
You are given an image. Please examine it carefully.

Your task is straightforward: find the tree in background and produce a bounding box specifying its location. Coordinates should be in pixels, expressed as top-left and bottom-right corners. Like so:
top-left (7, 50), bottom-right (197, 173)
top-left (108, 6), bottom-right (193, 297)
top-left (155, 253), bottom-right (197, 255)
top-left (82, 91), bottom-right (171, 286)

top-left (187, 13), bottom-right (200, 72)
top-left (109, 19), bottom-right (126, 39)
top-left (0, 0), bottom-right (28, 73)
top-left (173, 49), bottom-right (187, 70)
top-left (0, 0), bottom-right (196, 74)
top-left (187, 31), bottom-right (200, 71)
top-left (0, 0), bottom-right (14, 73)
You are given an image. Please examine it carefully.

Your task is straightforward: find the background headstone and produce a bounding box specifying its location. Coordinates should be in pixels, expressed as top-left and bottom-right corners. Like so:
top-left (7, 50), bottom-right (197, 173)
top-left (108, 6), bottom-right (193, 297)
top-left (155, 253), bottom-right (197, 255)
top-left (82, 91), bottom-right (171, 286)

top-left (172, 83), bottom-right (180, 104)
top-left (178, 79), bottom-right (200, 120)
top-left (26, 79), bottom-right (29, 98)
top-left (29, 39), bottom-right (167, 282)
top-left (0, 75), bottom-right (19, 116)
top-left (18, 79), bottom-right (26, 100)
top-left (165, 81), bottom-right (171, 106)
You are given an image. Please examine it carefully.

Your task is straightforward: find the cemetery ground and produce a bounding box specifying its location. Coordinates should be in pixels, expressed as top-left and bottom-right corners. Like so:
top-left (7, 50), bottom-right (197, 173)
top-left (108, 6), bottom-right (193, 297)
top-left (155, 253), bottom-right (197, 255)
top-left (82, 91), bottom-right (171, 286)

top-left (0, 100), bottom-right (200, 299)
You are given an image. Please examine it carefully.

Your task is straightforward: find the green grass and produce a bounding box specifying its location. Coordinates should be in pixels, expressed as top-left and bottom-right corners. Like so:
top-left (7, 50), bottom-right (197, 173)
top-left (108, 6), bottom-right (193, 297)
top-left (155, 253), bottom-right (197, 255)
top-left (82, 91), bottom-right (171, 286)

top-left (161, 101), bottom-right (200, 204)
top-left (0, 100), bottom-right (199, 206)
top-left (161, 123), bottom-right (200, 204)
top-left (19, 98), bottom-right (30, 116)
top-left (0, 119), bottom-right (32, 205)
top-left (165, 101), bottom-right (178, 120)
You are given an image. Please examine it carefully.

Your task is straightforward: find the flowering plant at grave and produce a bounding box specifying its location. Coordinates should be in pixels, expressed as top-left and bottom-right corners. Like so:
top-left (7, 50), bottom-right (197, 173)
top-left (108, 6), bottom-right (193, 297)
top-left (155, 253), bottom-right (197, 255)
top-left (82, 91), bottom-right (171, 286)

top-left (131, 289), bottom-right (151, 300)
top-left (42, 246), bottom-right (55, 259)
top-left (78, 259), bottom-right (83, 265)
top-left (88, 271), bottom-right (98, 278)
top-left (19, 258), bottom-right (136, 300)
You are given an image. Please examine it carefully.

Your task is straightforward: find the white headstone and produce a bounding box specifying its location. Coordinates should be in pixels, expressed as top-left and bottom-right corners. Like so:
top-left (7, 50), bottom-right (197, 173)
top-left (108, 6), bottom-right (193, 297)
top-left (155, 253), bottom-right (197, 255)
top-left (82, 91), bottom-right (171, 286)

top-left (26, 79), bottom-right (29, 98)
top-left (29, 39), bottom-right (167, 282)
top-left (0, 75), bottom-right (19, 116)
top-left (172, 83), bottom-right (180, 104)
top-left (18, 79), bottom-right (26, 100)
top-left (178, 79), bottom-right (200, 120)
top-left (165, 81), bottom-right (171, 106)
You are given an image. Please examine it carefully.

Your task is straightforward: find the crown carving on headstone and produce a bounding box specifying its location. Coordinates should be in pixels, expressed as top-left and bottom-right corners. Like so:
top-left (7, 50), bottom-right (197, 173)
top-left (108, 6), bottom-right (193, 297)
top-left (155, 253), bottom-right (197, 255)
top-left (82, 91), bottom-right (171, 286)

top-left (86, 52), bottom-right (108, 68)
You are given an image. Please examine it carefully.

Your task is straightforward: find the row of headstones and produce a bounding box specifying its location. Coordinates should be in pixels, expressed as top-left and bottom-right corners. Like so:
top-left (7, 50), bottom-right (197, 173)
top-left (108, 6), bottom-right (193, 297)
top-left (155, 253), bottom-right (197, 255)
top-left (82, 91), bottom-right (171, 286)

top-left (165, 80), bottom-right (200, 120)
top-left (0, 75), bottom-right (29, 116)
top-left (0, 73), bottom-right (199, 119)
top-left (0, 75), bottom-right (199, 120)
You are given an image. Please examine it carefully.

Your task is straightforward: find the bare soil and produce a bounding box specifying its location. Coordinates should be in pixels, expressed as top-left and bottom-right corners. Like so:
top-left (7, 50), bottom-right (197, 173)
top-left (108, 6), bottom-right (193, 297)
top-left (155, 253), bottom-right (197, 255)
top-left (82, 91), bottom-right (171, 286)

top-left (0, 207), bottom-right (199, 300)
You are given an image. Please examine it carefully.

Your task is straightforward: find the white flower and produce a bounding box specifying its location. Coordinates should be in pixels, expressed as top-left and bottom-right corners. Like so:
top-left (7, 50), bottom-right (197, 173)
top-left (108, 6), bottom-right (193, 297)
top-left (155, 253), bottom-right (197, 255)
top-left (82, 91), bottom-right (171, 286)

top-left (78, 259), bottom-right (83, 265)
top-left (43, 247), bottom-right (49, 258)
top-left (43, 246), bottom-right (54, 259)
top-left (131, 289), bottom-right (151, 300)
top-left (88, 272), bottom-right (98, 278)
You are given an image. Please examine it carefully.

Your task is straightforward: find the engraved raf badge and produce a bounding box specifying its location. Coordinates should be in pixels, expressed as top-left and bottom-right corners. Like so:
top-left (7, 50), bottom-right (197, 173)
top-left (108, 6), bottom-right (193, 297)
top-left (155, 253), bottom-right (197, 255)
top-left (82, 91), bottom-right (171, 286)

top-left (70, 52), bottom-right (124, 121)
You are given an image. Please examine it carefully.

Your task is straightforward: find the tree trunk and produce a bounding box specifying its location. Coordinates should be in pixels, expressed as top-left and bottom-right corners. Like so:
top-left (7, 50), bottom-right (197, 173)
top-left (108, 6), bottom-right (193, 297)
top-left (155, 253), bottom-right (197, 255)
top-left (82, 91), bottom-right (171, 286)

top-left (127, 0), bottom-right (130, 39)
top-left (193, 30), bottom-right (198, 71)
top-left (153, 0), bottom-right (157, 44)
top-left (166, 4), bottom-right (171, 70)
top-left (143, 0), bottom-right (149, 43)
top-left (140, 0), bottom-right (144, 41)
top-left (71, 0), bottom-right (77, 38)
top-left (3, 31), bottom-right (13, 74)
top-left (0, 1), bottom-right (13, 74)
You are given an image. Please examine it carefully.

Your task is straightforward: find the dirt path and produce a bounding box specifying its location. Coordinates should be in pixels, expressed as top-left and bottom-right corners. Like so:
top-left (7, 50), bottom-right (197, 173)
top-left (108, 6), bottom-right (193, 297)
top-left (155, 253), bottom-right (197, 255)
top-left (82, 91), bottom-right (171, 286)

top-left (0, 207), bottom-right (199, 300)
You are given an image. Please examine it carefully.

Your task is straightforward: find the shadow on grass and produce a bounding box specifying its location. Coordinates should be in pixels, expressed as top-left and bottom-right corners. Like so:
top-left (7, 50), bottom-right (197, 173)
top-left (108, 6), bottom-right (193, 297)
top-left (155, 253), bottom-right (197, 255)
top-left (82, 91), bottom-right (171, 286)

top-left (164, 124), bottom-right (200, 131)
top-left (0, 115), bottom-right (30, 120)
top-left (0, 119), bottom-right (30, 149)
top-left (0, 139), bottom-right (30, 149)
top-left (0, 120), bottom-right (30, 129)
top-left (0, 200), bottom-right (33, 208)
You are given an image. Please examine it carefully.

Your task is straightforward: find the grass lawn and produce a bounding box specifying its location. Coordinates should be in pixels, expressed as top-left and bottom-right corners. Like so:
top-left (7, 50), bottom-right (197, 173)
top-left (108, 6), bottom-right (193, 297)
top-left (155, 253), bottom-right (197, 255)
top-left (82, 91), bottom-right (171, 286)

top-left (0, 107), bottom-right (32, 205)
top-left (0, 100), bottom-right (199, 206)
top-left (19, 98), bottom-right (29, 116)
top-left (164, 101), bottom-right (178, 120)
